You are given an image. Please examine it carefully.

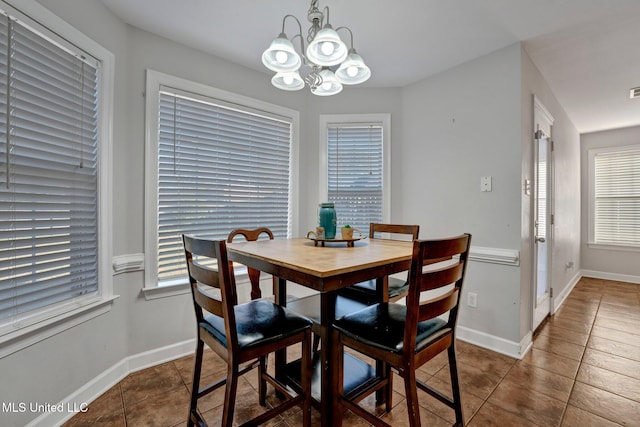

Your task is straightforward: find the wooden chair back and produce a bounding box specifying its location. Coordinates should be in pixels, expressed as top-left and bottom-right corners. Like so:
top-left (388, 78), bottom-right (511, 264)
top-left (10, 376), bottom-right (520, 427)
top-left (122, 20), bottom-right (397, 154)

top-left (227, 227), bottom-right (275, 300)
top-left (404, 234), bottom-right (471, 361)
top-left (182, 235), bottom-right (240, 353)
top-left (369, 223), bottom-right (420, 240)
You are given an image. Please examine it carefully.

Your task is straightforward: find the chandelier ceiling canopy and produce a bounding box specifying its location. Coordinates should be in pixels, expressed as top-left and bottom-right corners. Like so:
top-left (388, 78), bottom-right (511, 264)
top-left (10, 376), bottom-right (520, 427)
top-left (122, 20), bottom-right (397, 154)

top-left (261, 0), bottom-right (371, 96)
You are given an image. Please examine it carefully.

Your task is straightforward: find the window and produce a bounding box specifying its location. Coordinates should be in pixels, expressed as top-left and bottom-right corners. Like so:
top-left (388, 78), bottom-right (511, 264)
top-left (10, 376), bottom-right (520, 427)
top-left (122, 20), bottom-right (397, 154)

top-left (0, 0), bottom-right (113, 350)
top-left (145, 70), bottom-right (298, 290)
top-left (320, 114), bottom-right (390, 230)
top-left (589, 145), bottom-right (640, 248)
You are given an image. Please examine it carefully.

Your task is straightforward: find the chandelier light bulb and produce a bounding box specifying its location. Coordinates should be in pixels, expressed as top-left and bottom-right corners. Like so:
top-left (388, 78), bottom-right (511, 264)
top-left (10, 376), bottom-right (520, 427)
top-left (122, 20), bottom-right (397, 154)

top-left (335, 48), bottom-right (371, 85)
top-left (311, 69), bottom-right (342, 96)
top-left (306, 25), bottom-right (348, 66)
top-left (321, 41), bottom-right (335, 56)
top-left (271, 71), bottom-right (305, 91)
top-left (262, 33), bottom-right (301, 72)
top-left (275, 51), bottom-right (288, 64)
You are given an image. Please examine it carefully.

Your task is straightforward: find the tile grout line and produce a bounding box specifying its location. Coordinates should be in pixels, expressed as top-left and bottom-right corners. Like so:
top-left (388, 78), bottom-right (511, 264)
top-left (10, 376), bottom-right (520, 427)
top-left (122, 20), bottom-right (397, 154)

top-left (556, 287), bottom-right (602, 427)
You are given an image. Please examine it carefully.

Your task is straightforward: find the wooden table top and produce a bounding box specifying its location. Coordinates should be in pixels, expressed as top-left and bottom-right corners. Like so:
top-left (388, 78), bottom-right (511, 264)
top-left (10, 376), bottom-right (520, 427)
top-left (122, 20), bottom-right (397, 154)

top-left (227, 237), bottom-right (413, 289)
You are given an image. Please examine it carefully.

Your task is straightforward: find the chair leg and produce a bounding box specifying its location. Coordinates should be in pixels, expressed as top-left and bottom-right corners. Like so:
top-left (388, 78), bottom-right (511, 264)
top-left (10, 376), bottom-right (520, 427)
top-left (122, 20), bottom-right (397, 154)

top-left (448, 346), bottom-right (464, 425)
top-left (404, 368), bottom-right (422, 427)
top-left (258, 355), bottom-right (267, 406)
top-left (331, 329), bottom-right (345, 427)
top-left (384, 362), bottom-right (393, 412)
top-left (221, 362), bottom-right (239, 427)
top-left (312, 333), bottom-right (321, 353)
top-left (301, 330), bottom-right (312, 427)
top-left (187, 339), bottom-right (204, 427)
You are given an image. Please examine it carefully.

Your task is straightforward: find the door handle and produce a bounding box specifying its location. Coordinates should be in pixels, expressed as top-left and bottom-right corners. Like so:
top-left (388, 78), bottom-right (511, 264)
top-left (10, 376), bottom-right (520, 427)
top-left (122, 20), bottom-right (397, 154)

top-left (535, 237), bottom-right (546, 243)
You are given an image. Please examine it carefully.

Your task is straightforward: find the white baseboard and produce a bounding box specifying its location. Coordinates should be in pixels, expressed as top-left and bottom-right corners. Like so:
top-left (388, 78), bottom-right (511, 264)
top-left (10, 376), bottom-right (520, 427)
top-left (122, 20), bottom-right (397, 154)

top-left (127, 338), bottom-right (195, 374)
top-left (553, 271), bottom-right (582, 313)
top-left (26, 339), bottom-right (196, 427)
top-left (456, 326), bottom-right (531, 360)
top-left (581, 270), bottom-right (640, 285)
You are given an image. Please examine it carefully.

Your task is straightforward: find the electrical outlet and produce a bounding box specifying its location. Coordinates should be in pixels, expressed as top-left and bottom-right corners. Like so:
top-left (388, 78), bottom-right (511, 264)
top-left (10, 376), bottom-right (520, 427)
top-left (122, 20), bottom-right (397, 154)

top-left (467, 292), bottom-right (478, 308)
top-left (480, 176), bottom-right (492, 192)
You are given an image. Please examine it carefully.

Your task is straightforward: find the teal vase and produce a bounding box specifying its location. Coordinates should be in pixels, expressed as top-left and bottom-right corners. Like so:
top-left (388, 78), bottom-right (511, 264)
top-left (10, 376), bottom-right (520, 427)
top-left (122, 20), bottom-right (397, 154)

top-left (318, 203), bottom-right (337, 239)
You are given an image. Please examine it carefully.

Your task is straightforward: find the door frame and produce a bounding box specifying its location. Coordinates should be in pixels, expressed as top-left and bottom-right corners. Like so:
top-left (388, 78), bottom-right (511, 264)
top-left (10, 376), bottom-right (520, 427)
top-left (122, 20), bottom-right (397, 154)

top-left (532, 95), bottom-right (555, 331)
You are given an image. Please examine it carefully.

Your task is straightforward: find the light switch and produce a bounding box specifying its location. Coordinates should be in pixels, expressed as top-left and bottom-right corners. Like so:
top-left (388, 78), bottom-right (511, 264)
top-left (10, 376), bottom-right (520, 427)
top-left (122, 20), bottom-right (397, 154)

top-left (480, 176), bottom-right (492, 192)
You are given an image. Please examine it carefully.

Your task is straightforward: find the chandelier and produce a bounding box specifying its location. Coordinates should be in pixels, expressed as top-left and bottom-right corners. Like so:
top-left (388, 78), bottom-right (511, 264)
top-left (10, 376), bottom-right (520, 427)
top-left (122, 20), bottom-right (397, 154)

top-left (261, 0), bottom-right (371, 96)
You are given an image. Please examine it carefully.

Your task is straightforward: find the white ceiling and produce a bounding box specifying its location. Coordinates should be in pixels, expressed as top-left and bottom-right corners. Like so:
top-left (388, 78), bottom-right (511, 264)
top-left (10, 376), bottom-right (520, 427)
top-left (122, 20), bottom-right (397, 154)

top-left (98, 0), bottom-right (640, 134)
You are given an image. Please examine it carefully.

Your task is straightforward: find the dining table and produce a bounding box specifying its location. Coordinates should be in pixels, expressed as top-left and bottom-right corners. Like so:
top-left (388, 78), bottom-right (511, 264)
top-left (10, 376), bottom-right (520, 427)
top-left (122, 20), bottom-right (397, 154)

top-left (227, 236), bottom-right (413, 427)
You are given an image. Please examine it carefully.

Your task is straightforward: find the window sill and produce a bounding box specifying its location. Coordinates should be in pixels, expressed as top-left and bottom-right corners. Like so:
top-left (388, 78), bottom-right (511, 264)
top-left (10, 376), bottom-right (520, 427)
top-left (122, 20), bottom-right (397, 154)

top-left (142, 282), bottom-right (191, 300)
top-left (587, 242), bottom-right (640, 253)
top-left (0, 295), bottom-right (118, 358)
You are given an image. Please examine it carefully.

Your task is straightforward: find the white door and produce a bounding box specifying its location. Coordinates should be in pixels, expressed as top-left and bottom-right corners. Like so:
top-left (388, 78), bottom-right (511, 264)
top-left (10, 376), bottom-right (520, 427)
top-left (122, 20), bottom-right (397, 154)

top-left (533, 97), bottom-right (554, 331)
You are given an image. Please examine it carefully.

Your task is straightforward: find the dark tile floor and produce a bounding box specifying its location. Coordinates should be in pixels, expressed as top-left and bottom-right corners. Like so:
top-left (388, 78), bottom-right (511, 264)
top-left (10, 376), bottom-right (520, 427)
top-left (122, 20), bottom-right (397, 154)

top-left (64, 277), bottom-right (640, 426)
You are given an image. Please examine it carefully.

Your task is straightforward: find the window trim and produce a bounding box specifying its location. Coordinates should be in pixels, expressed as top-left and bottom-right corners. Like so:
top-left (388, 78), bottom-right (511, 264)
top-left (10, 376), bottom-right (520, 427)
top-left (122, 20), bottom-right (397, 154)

top-left (0, 0), bottom-right (115, 356)
top-left (588, 144), bottom-right (640, 250)
top-left (144, 69), bottom-right (300, 293)
top-left (319, 113), bottom-right (391, 223)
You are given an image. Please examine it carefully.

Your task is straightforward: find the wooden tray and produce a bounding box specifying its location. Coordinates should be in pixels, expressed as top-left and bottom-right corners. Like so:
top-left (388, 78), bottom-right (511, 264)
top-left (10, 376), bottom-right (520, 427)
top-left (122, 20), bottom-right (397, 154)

top-left (306, 234), bottom-right (366, 247)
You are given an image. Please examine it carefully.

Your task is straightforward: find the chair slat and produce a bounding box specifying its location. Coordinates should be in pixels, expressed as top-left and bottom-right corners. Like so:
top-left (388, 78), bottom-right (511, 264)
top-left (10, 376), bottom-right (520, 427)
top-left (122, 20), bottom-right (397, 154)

top-left (423, 236), bottom-right (470, 260)
top-left (183, 234), bottom-right (219, 258)
top-left (188, 260), bottom-right (221, 290)
top-left (419, 261), bottom-right (464, 292)
top-left (418, 288), bottom-right (459, 321)
top-left (194, 285), bottom-right (224, 317)
top-left (369, 223), bottom-right (420, 239)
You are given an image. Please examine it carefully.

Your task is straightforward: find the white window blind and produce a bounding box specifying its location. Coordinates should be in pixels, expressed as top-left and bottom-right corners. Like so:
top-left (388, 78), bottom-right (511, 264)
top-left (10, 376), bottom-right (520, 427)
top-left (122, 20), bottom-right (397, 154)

top-left (593, 148), bottom-right (640, 247)
top-left (0, 14), bottom-right (100, 325)
top-left (156, 88), bottom-right (292, 285)
top-left (537, 159), bottom-right (548, 239)
top-left (327, 124), bottom-right (383, 230)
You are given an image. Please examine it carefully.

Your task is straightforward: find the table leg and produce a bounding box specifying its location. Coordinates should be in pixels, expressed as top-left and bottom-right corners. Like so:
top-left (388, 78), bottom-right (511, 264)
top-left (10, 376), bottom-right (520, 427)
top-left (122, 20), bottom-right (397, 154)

top-left (319, 290), bottom-right (337, 427)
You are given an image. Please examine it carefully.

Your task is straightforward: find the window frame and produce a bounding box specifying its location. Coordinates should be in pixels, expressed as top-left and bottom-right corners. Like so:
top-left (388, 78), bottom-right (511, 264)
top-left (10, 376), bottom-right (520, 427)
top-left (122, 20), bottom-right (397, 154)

top-left (319, 113), bottom-right (391, 226)
top-left (588, 144), bottom-right (640, 252)
top-left (144, 70), bottom-right (299, 296)
top-left (0, 0), bottom-right (115, 357)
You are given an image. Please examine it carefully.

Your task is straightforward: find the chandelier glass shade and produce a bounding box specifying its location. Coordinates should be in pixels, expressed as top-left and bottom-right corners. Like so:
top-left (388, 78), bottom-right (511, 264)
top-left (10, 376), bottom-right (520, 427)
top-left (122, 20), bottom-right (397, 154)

top-left (261, 0), bottom-right (370, 95)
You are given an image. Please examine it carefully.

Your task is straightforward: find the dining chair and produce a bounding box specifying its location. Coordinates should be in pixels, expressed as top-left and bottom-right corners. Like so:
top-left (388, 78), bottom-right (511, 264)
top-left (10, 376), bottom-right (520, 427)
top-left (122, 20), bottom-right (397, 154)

top-left (227, 227), bottom-right (275, 300)
top-left (339, 223), bottom-right (420, 304)
top-left (305, 223), bottom-right (419, 353)
top-left (331, 233), bottom-right (472, 427)
top-left (182, 234), bottom-right (312, 427)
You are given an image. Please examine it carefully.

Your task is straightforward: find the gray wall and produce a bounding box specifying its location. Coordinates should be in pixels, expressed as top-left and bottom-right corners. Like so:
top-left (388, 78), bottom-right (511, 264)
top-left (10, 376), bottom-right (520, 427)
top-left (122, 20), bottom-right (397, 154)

top-left (401, 43), bottom-right (524, 343)
top-left (581, 125), bottom-right (640, 279)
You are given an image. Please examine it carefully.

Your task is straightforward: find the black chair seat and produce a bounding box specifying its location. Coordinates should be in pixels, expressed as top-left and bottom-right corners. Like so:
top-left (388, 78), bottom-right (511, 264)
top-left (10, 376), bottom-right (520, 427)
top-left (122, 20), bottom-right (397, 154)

top-left (286, 294), bottom-right (369, 326)
top-left (201, 299), bottom-right (312, 349)
top-left (333, 303), bottom-right (450, 354)
top-left (342, 277), bottom-right (409, 302)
